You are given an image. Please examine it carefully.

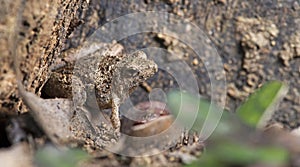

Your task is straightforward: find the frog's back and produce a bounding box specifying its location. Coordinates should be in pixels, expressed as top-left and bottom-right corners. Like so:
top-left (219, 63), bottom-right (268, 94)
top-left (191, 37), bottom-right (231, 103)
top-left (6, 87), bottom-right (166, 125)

top-left (75, 44), bottom-right (126, 109)
top-left (42, 43), bottom-right (126, 109)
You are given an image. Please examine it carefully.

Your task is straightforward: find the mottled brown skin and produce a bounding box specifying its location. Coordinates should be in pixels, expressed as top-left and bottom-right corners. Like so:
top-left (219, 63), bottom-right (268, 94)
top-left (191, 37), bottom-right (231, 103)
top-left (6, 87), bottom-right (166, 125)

top-left (43, 42), bottom-right (157, 130)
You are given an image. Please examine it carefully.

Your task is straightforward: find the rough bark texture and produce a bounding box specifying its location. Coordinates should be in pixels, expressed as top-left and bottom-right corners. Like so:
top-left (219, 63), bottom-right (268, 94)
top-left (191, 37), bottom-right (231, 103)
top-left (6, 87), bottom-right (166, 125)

top-left (0, 0), bottom-right (90, 115)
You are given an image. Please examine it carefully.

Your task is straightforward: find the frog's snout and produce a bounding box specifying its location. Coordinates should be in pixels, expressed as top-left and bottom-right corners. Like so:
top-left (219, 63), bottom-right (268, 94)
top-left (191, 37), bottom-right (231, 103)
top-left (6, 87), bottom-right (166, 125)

top-left (150, 61), bottom-right (158, 73)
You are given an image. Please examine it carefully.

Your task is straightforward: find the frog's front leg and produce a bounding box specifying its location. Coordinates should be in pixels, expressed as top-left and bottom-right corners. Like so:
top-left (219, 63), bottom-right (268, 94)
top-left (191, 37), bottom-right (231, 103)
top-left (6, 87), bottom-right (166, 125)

top-left (111, 97), bottom-right (121, 131)
top-left (71, 76), bottom-right (87, 108)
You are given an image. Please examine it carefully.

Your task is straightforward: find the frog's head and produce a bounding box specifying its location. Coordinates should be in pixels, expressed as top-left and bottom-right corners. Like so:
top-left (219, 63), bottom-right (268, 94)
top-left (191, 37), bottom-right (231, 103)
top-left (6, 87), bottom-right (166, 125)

top-left (121, 51), bottom-right (157, 82)
top-left (112, 50), bottom-right (157, 97)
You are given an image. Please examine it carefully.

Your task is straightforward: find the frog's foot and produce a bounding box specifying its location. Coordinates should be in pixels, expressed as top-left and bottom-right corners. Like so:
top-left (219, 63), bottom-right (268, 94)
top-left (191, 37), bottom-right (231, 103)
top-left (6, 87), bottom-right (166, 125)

top-left (111, 98), bottom-right (121, 131)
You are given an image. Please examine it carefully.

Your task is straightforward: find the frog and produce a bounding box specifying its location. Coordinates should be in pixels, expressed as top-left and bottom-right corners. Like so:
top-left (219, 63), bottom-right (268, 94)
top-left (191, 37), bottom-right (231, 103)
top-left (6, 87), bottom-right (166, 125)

top-left (42, 42), bottom-right (158, 131)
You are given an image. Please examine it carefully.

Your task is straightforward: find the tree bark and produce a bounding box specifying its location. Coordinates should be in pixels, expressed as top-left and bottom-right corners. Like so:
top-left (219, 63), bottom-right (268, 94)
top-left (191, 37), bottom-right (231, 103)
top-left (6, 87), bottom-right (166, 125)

top-left (0, 0), bottom-right (90, 115)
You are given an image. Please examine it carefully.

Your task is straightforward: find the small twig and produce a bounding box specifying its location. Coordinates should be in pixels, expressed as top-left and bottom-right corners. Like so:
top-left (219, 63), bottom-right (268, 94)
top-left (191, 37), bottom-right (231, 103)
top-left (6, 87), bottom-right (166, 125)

top-left (141, 82), bottom-right (152, 92)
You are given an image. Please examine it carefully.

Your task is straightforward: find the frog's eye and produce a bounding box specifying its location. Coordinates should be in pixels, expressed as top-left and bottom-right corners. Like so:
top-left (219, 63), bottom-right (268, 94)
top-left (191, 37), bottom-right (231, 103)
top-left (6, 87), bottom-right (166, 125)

top-left (122, 68), bottom-right (139, 77)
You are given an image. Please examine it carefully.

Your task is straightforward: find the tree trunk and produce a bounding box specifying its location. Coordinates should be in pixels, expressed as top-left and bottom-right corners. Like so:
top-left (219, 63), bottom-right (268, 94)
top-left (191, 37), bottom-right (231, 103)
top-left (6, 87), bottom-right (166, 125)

top-left (0, 0), bottom-right (90, 115)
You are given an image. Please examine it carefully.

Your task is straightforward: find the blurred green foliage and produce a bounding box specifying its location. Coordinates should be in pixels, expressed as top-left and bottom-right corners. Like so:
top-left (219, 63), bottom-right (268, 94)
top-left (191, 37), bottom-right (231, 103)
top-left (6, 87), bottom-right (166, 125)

top-left (187, 141), bottom-right (288, 167)
top-left (35, 146), bottom-right (89, 167)
top-left (167, 81), bottom-right (289, 166)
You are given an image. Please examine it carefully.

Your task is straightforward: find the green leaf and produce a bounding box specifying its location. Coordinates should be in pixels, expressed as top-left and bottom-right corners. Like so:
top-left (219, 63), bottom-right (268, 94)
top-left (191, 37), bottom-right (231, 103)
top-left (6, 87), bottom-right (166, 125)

top-left (237, 81), bottom-right (288, 128)
top-left (167, 91), bottom-right (214, 132)
top-left (167, 91), bottom-right (234, 137)
top-left (35, 146), bottom-right (89, 167)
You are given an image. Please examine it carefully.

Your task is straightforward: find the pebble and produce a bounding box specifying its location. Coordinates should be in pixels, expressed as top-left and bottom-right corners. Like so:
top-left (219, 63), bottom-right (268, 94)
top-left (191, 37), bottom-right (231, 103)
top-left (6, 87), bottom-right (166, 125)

top-left (192, 59), bottom-right (199, 66)
top-left (293, 1), bottom-right (300, 11)
top-left (271, 40), bottom-right (276, 46)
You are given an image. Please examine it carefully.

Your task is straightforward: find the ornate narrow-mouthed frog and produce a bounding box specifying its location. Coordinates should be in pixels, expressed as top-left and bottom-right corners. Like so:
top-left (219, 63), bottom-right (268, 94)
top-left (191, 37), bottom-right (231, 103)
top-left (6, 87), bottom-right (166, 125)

top-left (42, 42), bottom-right (158, 131)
